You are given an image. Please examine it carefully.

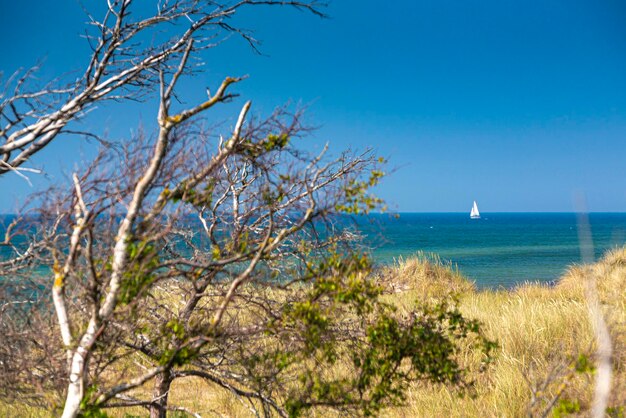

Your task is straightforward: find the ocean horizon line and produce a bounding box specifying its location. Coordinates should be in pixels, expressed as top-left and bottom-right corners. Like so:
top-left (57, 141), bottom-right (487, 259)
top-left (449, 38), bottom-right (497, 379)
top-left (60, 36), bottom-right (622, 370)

top-left (372, 211), bottom-right (626, 215)
top-left (3, 211), bottom-right (626, 216)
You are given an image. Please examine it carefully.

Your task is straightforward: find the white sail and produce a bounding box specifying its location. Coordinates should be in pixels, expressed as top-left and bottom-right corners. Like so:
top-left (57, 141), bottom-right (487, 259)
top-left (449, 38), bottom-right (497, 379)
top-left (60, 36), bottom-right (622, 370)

top-left (470, 201), bottom-right (480, 219)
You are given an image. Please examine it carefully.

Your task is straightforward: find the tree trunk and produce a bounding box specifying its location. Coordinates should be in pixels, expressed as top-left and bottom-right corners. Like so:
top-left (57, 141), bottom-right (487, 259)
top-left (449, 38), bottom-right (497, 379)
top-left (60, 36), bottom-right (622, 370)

top-left (150, 370), bottom-right (173, 418)
top-left (61, 324), bottom-right (95, 418)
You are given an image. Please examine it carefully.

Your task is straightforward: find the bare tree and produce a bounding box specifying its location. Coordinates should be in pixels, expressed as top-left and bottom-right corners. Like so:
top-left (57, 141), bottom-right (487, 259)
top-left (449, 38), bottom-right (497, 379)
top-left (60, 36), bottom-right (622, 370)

top-left (1, 75), bottom-right (494, 416)
top-left (0, 2), bottom-right (496, 417)
top-left (0, 0), bottom-right (324, 179)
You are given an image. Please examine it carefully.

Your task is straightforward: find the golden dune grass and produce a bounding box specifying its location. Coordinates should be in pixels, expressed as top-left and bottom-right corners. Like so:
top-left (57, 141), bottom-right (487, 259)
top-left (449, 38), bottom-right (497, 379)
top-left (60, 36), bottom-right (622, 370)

top-left (383, 249), bottom-right (625, 418)
top-left (4, 249), bottom-right (625, 417)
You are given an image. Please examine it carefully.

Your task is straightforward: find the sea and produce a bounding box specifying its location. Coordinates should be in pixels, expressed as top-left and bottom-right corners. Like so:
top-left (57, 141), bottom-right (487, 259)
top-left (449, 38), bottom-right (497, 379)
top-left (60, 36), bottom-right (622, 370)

top-left (2, 213), bottom-right (626, 289)
top-left (357, 213), bottom-right (626, 289)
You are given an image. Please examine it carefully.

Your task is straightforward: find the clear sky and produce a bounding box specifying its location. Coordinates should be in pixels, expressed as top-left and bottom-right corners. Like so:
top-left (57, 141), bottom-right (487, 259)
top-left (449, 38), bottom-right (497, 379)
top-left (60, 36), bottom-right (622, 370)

top-left (1, 0), bottom-right (626, 212)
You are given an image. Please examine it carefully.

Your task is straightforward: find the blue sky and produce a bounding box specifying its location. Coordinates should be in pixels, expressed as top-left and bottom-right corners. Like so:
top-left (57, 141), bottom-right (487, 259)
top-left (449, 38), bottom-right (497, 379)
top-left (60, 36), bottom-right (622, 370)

top-left (1, 0), bottom-right (626, 212)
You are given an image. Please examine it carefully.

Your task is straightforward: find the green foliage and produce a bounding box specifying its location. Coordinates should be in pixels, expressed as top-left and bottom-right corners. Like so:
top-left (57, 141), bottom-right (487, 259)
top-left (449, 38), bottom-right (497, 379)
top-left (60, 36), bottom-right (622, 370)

top-left (309, 250), bottom-right (380, 315)
top-left (211, 245), bottom-right (222, 260)
top-left (574, 353), bottom-right (594, 374)
top-left (78, 408), bottom-right (109, 418)
top-left (165, 179), bottom-right (215, 207)
top-left (282, 294), bottom-right (495, 417)
top-left (118, 240), bottom-right (160, 305)
top-left (243, 132), bottom-right (291, 159)
top-left (156, 319), bottom-right (198, 366)
top-left (166, 319), bottom-right (186, 340)
top-left (287, 300), bottom-right (330, 354)
top-left (552, 398), bottom-right (580, 417)
top-left (66, 133), bottom-right (494, 417)
top-left (335, 169), bottom-right (386, 214)
top-left (79, 386), bottom-right (108, 418)
top-left (262, 250), bottom-right (496, 417)
top-left (357, 300), bottom-right (496, 397)
top-left (262, 133), bottom-right (290, 151)
top-left (170, 412), bottom-right (194, 418)
top-left (607, 406), bottom-right (625, 418)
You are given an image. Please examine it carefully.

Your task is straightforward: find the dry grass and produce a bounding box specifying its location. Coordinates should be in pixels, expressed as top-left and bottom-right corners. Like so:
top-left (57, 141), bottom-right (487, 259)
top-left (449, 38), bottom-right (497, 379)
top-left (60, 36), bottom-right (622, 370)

top-left (3, 249), bottom-right (625, 417)
top-left (378, 251), bottom-right (476, 298)
top-left (383, 249), bottom-right (625, 418)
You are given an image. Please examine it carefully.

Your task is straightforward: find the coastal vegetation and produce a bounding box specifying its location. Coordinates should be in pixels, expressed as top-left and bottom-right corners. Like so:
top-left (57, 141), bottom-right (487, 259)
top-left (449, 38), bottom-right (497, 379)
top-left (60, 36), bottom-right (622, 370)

top-left (0, 1), bottom-right (623, 417)
top-left (1, 248), bottom-right (624, 416)
top-left (382, 250), bottom-right (625, 417)
top-left (0, 1), bottom-right (494, 415)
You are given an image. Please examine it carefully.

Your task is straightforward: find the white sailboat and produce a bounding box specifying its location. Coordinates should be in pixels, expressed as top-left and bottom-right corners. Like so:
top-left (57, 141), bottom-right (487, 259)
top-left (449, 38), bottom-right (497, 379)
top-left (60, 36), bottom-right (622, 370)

top-left (470, 201), bottom-right (480, 219)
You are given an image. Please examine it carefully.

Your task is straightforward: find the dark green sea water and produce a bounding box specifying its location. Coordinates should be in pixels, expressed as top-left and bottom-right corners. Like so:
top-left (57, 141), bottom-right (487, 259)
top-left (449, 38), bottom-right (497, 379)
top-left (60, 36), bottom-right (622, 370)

top-left (358, 213), bottom-right (626, 288)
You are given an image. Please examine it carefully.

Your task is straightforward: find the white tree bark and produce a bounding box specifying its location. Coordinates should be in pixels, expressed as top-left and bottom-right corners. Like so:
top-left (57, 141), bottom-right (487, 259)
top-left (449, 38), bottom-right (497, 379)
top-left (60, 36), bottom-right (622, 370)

top-left (53, 174), bottom-right (88, 368)
top-left (60, 74), bottom-right (241, 417)
top-left (61, 124), bottom-right (171, 417)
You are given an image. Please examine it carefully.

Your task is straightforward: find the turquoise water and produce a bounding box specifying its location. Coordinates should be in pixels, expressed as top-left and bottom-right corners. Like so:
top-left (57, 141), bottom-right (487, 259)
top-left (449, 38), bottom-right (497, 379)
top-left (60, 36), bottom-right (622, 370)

top-left (3, 213), bottom-right (626, 289)
top-left (358, 213), bottom-right (626, 288)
